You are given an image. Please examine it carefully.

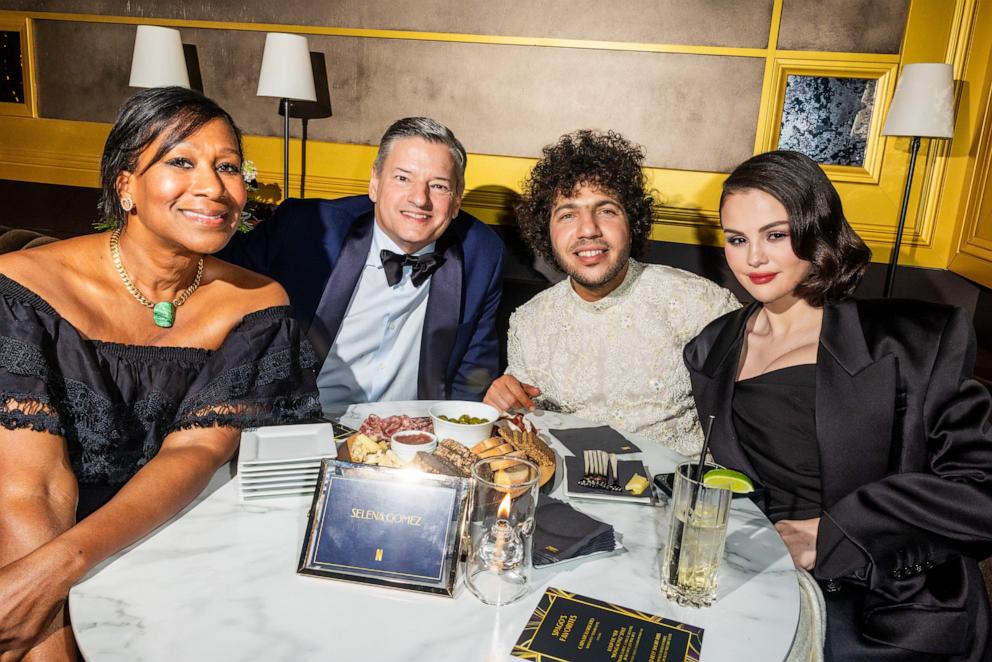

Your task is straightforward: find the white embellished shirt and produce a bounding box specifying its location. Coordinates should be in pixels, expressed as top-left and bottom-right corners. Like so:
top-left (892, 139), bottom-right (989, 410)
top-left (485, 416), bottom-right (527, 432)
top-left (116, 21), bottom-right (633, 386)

top-left (506, 260), bottom-right (741, 455)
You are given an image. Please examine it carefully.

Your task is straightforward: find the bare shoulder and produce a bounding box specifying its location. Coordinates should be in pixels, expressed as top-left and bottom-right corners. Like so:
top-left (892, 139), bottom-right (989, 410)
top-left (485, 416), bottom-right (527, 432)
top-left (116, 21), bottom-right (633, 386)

top-left (203, 256), bottom-right (289, 313)
top-left (0, 235), bottom-right (99, 292)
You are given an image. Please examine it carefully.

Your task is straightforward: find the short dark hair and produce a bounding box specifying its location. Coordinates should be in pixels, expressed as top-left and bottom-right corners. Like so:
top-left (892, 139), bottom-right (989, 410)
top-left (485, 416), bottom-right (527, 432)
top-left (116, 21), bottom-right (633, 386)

top-left (99, 86), bottom-right (243, 227)
top-left (515, 130), bottom-right (654, 267)
top-left (720, 150), bottom-right (871, 306)
top-left (372, 117), bottom-right (468, 195)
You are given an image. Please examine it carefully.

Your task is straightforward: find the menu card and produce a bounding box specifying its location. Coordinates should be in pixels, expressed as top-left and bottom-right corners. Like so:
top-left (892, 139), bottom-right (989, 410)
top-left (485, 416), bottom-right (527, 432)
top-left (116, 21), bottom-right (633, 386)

top-left (513, 588), bottom-right (703, 662)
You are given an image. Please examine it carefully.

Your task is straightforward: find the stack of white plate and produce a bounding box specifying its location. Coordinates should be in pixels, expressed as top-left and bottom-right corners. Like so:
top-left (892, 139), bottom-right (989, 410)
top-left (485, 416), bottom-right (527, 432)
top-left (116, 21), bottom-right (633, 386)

top-left (237, 422), bottom-right (337, 501)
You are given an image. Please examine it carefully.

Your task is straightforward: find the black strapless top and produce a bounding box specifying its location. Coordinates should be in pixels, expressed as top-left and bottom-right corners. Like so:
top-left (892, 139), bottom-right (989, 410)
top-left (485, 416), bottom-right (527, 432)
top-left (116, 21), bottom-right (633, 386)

top-left (732, 364), bottom-right (820, 522)
top-left (0, 275), bottom-right (320, 518)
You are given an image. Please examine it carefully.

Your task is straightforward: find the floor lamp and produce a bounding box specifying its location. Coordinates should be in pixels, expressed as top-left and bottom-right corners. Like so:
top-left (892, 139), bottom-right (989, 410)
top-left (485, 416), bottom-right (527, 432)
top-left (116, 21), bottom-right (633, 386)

top-left (880, 63), bottom-right (955, 297)
top-left (129, 25), bottom-right (190, 88)
top-left (257, 33), bottom-right (317, 201)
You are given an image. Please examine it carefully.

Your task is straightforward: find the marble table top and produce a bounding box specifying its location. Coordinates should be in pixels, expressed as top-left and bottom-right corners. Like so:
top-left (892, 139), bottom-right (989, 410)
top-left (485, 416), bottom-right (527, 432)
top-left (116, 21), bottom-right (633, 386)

top-left (70, 402), bottom-right (800, 661)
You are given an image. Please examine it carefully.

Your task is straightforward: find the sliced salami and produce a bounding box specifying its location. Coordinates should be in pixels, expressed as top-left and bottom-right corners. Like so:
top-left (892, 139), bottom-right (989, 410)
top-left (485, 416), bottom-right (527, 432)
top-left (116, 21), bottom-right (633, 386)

top-left (358, 414), bottom-right (433, 442)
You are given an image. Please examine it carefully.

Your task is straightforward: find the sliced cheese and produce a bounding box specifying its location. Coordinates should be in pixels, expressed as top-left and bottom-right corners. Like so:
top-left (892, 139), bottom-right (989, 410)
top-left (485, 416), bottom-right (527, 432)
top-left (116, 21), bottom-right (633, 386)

top-left (471, 436), bottom-right (503, 455)
top-left (479, 443), bottom-right (515, 459)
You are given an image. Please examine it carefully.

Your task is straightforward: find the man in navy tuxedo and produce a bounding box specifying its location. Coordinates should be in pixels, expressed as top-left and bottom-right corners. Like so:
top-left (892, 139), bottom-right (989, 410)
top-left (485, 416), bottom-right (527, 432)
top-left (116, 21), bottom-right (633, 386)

top-left (219, 118), bottom-right (504, 412)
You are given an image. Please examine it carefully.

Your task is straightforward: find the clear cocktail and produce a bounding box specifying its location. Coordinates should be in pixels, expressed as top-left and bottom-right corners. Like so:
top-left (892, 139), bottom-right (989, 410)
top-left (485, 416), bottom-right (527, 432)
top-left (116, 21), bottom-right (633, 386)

top-left (662, 462), bottom-right (732, 607)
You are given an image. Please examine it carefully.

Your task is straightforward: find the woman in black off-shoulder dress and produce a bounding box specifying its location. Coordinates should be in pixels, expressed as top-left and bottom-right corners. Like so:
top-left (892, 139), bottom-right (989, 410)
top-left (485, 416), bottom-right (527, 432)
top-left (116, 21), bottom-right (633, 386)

top-left (0, 88), bottom-right (319, 661)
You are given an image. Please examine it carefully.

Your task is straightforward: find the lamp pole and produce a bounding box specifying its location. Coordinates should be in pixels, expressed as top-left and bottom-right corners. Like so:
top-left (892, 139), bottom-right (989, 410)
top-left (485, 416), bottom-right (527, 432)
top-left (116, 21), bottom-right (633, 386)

top-left (256, 32), bottom-right (316, 203)
top-left (282, 98), bottom-right (290, 200)
top-left (882, 135), bottom-right (921, 298)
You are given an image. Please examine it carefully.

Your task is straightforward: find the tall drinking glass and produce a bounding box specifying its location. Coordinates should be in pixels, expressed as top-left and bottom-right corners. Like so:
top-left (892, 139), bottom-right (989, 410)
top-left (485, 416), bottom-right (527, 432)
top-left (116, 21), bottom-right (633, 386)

top-left (661, 461), bottom-right (732, 607)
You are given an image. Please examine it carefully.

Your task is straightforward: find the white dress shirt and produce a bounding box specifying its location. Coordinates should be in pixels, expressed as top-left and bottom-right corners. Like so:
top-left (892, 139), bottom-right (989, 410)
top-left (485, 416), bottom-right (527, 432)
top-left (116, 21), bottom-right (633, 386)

top-left (317, 222), bottom-right (434, 413)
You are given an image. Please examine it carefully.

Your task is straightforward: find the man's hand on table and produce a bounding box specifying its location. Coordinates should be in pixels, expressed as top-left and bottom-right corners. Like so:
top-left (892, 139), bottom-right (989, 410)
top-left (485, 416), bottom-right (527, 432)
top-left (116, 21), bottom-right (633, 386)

top-left (484, 374), bottom-right (541, 413)
top-left (774, 517), bottom-right (819, 570)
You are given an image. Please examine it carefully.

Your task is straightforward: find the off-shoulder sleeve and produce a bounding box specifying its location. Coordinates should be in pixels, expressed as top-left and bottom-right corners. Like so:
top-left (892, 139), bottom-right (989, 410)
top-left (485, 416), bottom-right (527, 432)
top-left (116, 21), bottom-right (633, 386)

top-left (171, 306), bottom-right (320, 431)
top-left (0, 290), bottom-right (64, 436)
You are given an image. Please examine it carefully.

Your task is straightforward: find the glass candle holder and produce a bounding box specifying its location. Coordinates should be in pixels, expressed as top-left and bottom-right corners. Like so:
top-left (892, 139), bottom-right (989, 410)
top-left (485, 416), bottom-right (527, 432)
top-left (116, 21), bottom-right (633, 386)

top-left (464, 456), bottom-right (539, 606)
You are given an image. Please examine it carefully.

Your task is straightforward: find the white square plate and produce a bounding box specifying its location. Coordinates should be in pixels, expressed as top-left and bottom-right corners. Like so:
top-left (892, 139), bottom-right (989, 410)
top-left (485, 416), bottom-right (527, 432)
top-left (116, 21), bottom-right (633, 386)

top-left (240, 487), bottom-right (317, 500)
top-left (238, 423), bottom-right (336, 466)
top-left (238, 463), bottom-right (323, 476)
top-left (239, 471), bottom-right (321, 485)
top-left (239, 478), bottom-right (319, 492)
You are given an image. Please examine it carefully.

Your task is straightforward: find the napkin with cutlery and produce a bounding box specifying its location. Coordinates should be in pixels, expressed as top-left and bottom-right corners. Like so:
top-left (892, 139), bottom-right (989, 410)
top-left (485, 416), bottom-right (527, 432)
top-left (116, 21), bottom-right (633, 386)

top-left (549, 425), bottom-right (641, 455)
top-left (563, 454), bottom-right (651, 503)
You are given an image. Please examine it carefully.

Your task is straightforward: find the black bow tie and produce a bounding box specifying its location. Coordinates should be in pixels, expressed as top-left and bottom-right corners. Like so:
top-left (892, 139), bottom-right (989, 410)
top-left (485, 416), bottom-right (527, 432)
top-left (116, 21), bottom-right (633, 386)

top-left (380, 249), bottom-right (445, 287)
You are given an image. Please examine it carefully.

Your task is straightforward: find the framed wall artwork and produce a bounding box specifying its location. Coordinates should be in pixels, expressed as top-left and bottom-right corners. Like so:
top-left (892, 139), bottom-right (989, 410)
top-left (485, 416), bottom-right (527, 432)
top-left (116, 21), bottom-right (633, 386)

top-left (0, 15), bottom-right (34, 118)
top-left (759, 58), bottom-right (897, 184)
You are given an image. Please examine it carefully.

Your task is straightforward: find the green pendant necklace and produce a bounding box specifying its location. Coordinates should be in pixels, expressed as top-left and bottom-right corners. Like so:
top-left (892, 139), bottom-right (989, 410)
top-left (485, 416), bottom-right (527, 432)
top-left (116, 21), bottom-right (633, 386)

top-left (109, 227), bottom-right (204, 328)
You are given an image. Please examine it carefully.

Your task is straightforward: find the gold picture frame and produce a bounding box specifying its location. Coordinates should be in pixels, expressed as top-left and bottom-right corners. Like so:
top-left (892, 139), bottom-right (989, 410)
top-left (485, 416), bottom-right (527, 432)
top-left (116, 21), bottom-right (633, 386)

top-left (759, 58), bottom-right (897, 184)
top-left (0, 15), bottom-right (35, 118)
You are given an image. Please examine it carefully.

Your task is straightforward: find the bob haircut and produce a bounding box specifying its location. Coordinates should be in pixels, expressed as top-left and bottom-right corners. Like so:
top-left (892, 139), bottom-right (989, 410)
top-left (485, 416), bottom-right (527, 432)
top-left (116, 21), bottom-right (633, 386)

top-left (720, 150), bottom-right (871, 306)
top-left (99, 86), bottom-right (244, 228)
top-left (515, 130), bottom-right (654, 267)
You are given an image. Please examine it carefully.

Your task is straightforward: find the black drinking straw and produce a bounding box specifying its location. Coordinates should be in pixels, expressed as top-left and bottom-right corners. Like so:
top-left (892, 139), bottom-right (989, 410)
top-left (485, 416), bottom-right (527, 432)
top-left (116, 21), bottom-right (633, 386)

top-left (689, 415), bottom-right (716, 511)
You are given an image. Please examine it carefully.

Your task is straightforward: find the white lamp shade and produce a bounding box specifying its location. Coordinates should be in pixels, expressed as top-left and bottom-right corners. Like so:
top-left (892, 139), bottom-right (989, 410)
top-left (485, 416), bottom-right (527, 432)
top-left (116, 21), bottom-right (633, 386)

top-left (129, 25), bottom-right (190, 89)
top-left (882, 63), bottom-right (954, 138)
top-left (256, 33), bottom-right (317, 101)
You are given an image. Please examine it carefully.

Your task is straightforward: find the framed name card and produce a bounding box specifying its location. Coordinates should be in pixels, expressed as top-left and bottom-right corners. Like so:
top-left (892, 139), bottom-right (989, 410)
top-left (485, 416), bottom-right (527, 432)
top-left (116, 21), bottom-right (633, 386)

top-left (298, 459), bottom-right (470, 597)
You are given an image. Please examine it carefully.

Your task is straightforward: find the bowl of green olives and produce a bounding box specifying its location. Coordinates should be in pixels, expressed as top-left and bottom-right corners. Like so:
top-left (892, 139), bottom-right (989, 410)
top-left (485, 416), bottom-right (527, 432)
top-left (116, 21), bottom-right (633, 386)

top-left (429, 401), bottom-right (499, 446)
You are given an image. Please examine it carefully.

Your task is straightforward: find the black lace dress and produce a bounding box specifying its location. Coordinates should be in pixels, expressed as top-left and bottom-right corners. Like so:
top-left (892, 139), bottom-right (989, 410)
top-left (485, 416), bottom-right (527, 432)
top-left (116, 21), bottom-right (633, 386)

top-left (0, 275), bottom-right (321, 519)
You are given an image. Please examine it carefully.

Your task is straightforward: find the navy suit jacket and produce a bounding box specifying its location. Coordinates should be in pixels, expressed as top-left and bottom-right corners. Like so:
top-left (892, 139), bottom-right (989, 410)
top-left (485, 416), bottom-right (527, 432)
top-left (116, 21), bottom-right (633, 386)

top-left (685, 299), bottom-right (992, 659)
top-left (218, 195), bottom-right (504, 401)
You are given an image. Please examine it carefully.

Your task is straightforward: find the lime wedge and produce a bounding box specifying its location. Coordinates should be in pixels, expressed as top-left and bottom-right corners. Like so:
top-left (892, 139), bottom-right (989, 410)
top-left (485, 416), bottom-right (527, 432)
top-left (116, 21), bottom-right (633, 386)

top-left (702, 468), bottom-right (754, 494)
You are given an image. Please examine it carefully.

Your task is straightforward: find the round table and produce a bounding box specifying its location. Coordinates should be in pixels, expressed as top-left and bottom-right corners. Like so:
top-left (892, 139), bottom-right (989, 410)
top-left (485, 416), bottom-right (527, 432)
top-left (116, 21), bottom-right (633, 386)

top-left (70, 403), bottom-right (800, 661)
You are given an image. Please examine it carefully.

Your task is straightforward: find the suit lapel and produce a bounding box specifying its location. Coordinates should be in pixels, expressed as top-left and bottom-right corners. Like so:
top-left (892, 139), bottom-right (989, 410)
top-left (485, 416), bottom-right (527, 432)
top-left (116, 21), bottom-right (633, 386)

top-left (695, 303), bottom-right (760, 475)
top-left (816, 300), bottom-right (897, 508)
top-left (417, 227), bottom-right (463, 399)
top-left (308, 212), bottom-right (374, 365)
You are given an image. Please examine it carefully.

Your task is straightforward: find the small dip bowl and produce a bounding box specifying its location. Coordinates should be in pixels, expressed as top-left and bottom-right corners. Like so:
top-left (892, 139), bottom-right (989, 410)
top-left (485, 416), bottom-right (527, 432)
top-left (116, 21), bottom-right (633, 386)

top-left (428, 401), bottom-right (499, 446)
top-left (390, 430), bottom-right (438, 464)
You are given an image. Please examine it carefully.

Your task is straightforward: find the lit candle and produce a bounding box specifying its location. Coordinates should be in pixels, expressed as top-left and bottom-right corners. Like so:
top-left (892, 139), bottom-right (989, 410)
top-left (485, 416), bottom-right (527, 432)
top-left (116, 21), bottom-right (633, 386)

top-left (492, 491), bottom-right (513, 567)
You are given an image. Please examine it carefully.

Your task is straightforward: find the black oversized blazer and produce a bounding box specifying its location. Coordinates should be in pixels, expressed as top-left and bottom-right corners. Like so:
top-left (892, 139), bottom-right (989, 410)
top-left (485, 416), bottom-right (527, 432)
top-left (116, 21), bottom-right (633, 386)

top-left (684, 298), bottom-right (992, 660)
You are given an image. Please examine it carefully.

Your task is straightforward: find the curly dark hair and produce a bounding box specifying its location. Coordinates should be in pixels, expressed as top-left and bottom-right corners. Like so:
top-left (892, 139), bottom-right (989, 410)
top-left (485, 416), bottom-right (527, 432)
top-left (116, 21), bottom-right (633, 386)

top-left (721, 150), bottom-right (871, 306)
top-left (515, 130), bottom-right (655, 267)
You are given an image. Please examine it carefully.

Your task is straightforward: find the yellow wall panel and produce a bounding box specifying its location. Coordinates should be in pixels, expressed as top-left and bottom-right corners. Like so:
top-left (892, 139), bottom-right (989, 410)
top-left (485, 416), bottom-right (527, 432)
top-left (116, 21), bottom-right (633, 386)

top-left (0, 0), bottom-right (986, 280)
top-left (948, 0), bottom-right (992, 288)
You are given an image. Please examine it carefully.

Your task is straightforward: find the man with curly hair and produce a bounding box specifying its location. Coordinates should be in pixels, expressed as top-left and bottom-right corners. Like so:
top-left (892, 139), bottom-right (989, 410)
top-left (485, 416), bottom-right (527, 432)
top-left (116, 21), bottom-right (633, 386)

top-left (485, 130), bottom-right (739, 453)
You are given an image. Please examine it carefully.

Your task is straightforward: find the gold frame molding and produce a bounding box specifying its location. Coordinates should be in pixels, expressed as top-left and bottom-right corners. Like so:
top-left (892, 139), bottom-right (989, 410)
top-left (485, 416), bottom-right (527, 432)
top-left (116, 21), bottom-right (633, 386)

top-left (0, 15), bottom-right (35, 118)
top-left (760, 58), bottom-right (897, 184)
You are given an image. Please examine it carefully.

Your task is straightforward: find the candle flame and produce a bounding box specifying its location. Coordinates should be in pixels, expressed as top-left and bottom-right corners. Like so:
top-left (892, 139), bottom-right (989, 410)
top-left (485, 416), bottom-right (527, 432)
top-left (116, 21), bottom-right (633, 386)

top-left (497, 491), bottom-right (512, 518)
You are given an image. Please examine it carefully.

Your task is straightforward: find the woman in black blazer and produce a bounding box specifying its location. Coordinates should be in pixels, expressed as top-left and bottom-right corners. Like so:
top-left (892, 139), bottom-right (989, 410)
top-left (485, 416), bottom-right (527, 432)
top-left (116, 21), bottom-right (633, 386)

top-left (684, 151), bottom-right (992, 661)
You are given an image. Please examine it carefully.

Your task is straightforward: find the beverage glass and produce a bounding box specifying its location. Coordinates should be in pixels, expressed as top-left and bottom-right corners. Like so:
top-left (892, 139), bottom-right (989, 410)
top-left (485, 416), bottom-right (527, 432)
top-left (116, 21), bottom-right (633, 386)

top-left (661, 461), bottom-right (732, 607)
top-left (464, 456), bottom-right (539, 606)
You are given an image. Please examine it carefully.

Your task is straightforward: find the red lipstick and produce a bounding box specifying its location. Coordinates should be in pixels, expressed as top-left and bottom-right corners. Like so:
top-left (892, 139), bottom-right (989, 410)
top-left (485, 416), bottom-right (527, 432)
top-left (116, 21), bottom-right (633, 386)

top-left (748, 272), bottom-right (776, 284)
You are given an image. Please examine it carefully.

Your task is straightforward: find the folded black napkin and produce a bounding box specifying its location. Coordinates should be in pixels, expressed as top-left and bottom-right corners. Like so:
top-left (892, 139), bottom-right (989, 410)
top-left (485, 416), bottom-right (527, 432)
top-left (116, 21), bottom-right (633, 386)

top-left (532, 494), bottom-right (616, 567)
top-left (563, 455), bottom-right (650, 501)
top-left (549, 426), bottom-right (641, 455)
